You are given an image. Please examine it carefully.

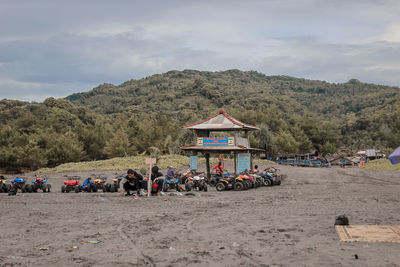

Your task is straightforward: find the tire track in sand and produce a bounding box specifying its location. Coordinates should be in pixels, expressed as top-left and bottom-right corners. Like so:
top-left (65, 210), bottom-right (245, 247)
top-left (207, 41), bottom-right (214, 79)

top-left (186, 216), bottom-right (263, 266)
top-left (117, 221), bottom-right (155, 267)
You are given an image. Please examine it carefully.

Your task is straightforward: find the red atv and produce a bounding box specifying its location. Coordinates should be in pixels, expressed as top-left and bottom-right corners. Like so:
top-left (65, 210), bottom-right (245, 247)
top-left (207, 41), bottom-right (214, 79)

top-left (61, 176), bottom-right (81, 193)
top-left (31, 175), bottom-right (51, 193)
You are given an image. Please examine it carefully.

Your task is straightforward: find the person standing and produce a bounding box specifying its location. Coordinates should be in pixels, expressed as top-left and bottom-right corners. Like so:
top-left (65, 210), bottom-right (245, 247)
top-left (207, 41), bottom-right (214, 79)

top-left (213, 162), bottom-right (224, 176)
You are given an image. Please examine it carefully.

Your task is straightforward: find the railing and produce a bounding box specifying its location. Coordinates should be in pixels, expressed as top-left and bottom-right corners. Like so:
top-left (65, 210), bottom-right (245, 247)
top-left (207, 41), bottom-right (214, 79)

top-left (275, 159), bottom-right (322, 167)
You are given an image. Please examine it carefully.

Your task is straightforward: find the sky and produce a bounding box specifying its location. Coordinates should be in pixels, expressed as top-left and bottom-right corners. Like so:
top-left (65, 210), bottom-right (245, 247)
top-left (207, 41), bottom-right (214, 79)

top-left (1, 0), bottom-right (400, 101)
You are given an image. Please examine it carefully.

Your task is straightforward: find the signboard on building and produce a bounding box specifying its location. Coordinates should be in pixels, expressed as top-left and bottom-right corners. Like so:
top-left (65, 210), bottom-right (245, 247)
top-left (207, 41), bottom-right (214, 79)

top-left (237, 153), bottom-right (250, 173)
top-left (190, 156), bottom-right (198, 170)
top-left (197, 137), bottom-right (234, 146)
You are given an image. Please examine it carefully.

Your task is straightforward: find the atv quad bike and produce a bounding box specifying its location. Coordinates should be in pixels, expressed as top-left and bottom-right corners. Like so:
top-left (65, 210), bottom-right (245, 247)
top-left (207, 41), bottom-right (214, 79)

top-left (0, 176), bottom-right (12, 193)
top-left (31, 175), bottom-right (51, 192)
top-left (11, 177), bottom-right (32, 193)
top-left (81, 178), bottom-right (96, 192)
top-left (105, 174), bottom-right (123, 192)
top-left (163, 174), bottom-right (183, 192)
top-left (262, 167), bottom-right (282, 186)
top-left (215, 175), bottom-right (245, 191)
top-left (185, 174), bottom-right (208, 192)
top-left (61, 176), bottom-right (81, 193)
top-left (92, 174), bottom-right (107, 192)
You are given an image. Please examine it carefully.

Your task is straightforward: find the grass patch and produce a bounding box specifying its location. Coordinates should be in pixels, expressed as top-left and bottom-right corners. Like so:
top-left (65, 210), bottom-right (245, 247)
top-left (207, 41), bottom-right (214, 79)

top-left (363, 158), bottom-right (400, 171)
top-left (38, 155), bottom-right (205, 173)
top-left (36, 155), bottom-right (277, 173)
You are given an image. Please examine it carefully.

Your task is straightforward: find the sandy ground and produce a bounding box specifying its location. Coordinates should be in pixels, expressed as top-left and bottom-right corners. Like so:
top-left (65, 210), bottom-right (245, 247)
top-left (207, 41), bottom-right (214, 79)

top-left (1, 164), bottom-right (400, 267)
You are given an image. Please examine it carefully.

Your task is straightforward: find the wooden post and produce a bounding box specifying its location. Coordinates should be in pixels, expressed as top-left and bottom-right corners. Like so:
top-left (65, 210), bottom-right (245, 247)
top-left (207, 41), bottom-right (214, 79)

top-left (234, 152), bottom-right (237, 174)
top-left (205, 153), bottom-right (210, 179)
top-left (148, 161), bottom-right (152, 197)
top-left (146, 158), bottom-right (156, 197)
top-left (245, 131), bottom-right (249, 148)
top-left (250, 152), bottom-right (253, 170)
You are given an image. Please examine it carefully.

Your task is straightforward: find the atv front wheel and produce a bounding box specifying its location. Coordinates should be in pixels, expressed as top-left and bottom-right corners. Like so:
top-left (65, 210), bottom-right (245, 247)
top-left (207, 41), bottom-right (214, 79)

top-left (215, 182), bottom-right (225, 191)
top-left (21, 184), bottom-right (27, 193)
top-left (185, 183), bottom-right (191, 192)
top-left (110, 185), bottom-right (118, 193)
top-left (46, 184), bottom-right (51, 192)
top-left (27, 184), bottom-right (33, 193)
top-left (234, 182), bottom-right (244, 191)
top-left (163, 184), bottom-right (169, 192)
top-left (203, 184), bottom-right (208, 192)
top-left (74, 185), bottom-right (80, 193)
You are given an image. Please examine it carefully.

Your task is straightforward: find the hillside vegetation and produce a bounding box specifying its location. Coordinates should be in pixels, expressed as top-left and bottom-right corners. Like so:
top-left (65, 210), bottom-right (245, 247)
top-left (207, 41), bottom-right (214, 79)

top-left (363, 158), bottom-right (400, 171)
top-left (1, 69), bottom-right (400, 172)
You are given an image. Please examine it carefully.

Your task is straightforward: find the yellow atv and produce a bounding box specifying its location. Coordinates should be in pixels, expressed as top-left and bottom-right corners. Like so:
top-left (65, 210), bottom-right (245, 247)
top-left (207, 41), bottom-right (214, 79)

top-left (92, 175), bottom-right (107, 192)
top-left (215, 175), bottom-right (245, 191)
top-left (105, 174), bottom-right (123, 192)
top-left (0, 176), bottom-right (12, 193)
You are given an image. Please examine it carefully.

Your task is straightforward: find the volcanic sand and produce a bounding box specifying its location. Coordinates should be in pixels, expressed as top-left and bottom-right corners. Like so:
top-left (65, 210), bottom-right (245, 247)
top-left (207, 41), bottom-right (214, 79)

top-left (1, 164), bottom-right (400, 266)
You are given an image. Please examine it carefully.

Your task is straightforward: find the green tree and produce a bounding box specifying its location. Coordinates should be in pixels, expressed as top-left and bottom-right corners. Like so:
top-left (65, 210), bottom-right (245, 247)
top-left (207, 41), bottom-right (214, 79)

top-left (274, 129), bottom-right (299, 154)
top-left (104, 128), bottom-right (130, 157)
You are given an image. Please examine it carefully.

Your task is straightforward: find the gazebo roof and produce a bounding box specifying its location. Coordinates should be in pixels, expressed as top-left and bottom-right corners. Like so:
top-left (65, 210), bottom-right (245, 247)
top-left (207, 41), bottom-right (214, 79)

top-left (183, 109), bottom-right (260, 131)
top-left (179, 145), bottom-right (264, 152)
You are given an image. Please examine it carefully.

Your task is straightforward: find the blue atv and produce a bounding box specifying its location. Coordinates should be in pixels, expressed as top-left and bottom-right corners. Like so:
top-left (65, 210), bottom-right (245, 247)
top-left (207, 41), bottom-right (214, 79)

top-left (10, 177), bottom-right (32, 193)
top-left (162, 174), bottom-right (182, 192)
top-left (81, 178), bottom-right (96, 192)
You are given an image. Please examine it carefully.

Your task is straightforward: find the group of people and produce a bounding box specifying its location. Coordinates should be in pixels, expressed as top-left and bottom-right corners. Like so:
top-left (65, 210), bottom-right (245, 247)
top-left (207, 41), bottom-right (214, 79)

top-left (77, 166), bottom-right (177, 197)
top-left (119, 166), bottom-right (178, 197)
top-left (213, 161), bottom-right (260, 176)
top-left (119, 166), bottom-right (164, 197)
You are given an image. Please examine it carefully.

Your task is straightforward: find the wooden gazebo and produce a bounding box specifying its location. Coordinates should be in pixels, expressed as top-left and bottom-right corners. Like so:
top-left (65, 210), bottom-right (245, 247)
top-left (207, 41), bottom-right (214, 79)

top-left (180, 109), bottom-right (262, 178)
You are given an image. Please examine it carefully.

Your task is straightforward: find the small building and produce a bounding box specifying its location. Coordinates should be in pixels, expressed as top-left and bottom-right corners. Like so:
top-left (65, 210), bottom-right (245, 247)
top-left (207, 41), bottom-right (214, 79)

top-left (180, 109), bottom-right (263, 178)
top-left (275, 151), bottom-right (321, 167)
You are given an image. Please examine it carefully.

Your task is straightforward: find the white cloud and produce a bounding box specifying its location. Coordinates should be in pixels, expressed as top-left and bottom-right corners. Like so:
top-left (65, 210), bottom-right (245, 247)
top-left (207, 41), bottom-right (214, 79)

top-left (0, 0), bottom-right (400, 101)
top-left (376, 23), bottom-right (400, 42)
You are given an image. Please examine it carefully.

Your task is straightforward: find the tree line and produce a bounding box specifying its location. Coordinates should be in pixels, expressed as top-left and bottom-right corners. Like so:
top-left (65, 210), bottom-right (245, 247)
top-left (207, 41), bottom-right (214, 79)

top-left (1, 69), bottom-right (399, 172)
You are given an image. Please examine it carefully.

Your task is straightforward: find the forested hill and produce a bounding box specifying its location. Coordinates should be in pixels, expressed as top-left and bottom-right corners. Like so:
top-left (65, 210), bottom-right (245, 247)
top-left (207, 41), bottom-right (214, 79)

top-left (67, 69), bottom-right (399, 122)
top-left (67, 69), bottom-right (400, 149)
top-left (1, 69), bottom-right (400, 172)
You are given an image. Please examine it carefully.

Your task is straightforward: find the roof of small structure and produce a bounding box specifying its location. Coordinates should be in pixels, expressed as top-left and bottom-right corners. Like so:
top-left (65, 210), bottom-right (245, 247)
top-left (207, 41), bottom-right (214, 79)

top-left (179, 145), bottom-right (264, 152)
top-left (183, 108), bottom-right (260, 131)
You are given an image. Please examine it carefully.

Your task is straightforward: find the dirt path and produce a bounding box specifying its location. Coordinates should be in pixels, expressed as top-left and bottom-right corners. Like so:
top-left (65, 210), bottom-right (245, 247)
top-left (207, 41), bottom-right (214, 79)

top-left (1, 165), bottom-right (400, 266)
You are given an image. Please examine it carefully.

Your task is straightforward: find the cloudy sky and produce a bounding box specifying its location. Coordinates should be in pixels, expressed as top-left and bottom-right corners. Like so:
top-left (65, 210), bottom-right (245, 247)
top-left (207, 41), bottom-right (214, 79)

top-left (1, 0), bottom-right (400, 101)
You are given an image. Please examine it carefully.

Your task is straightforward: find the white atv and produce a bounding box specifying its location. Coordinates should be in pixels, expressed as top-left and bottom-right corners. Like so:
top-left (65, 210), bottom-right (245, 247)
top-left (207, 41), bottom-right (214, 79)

top-left (185, 175), bottom-right (208, 192)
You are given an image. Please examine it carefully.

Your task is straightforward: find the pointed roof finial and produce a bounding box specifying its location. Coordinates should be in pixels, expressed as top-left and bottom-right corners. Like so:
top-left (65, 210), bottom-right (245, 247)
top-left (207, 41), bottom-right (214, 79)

top-left (219, 108), bottom-right (225, 114)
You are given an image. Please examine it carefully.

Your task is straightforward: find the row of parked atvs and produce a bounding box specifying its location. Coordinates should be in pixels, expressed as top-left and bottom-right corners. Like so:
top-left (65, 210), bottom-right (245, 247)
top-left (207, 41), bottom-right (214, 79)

top-left (1, 167), bottom-right (283, 195)
top-left (0, 175), bottom-right (51, 195)
top-left (178, 167), bottom-right (283, 192)
top-left (209, 167), bottom-right (282, 191)
top-left (61, 174), bottom-right (123, 193)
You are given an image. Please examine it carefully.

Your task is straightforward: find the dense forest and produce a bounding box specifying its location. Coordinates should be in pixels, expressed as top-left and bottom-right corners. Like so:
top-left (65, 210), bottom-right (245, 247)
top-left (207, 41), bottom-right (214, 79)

top-left (1, 69), bottom-right (399, 172)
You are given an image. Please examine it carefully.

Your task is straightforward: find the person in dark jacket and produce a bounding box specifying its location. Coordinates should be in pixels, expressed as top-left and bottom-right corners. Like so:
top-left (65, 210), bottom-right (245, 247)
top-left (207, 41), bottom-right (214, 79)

top-left (143, 166), bottom-right (164, 196)
top-left (120, 169), bottom-right (143, 196)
